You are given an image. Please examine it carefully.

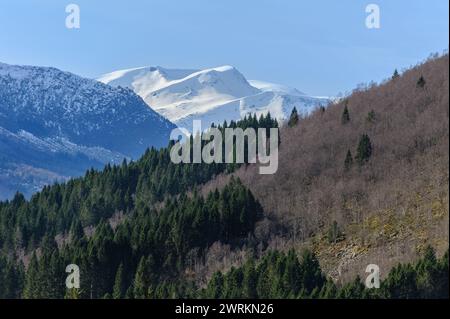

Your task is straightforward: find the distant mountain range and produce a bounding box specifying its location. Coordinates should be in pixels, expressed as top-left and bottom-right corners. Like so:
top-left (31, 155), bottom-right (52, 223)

top-left (0, 62), bottom-right (176, 200)
top-left (98, 65), bottom-right (331, 132)
top-left (0, 62), bottom-right (331, 200)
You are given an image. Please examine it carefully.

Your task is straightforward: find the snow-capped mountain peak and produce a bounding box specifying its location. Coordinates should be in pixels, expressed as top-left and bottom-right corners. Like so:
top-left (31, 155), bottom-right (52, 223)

top-left (98, 65), bottom-right (331, 132)
top-left (0, 62), bottom-right (176, 199)
top-left (248, 80), bottom-right (306, 96)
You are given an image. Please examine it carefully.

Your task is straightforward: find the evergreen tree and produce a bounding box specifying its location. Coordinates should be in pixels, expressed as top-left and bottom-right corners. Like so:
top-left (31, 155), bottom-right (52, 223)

top-left (382, 264), bottom-right (418, 298)
top-left (282, 250), bottom-right (302, 296)
top-left (366, 110), bottom-right (376, 123)
top-left (344, 150), bottom-right (353, 171)
top-left (355, 134), bottom-right (373, 165)
top-left (23, 253), bottom-right (39, 299)
top-left (341, 104), bottom-right (350, 124)
top-left (113, 263), bottom-right (125, 299)
top-left (133, 257), bottom-right (148, 299)
top-left (288, 107), bottom-right (299, 127)
top-left (299, 250), bottom-right (325, 294)
top-left (319, 280), bottom-right (338, 299)
top-left (392, 69), bottom-right (400, 80)
top-left (417, 75), bottom-right (426, 88)
top-left (70, 219), bottom-right (84, 243)
top-left (242, 258), bottom-right (257, 298)
top-left (206, 272), bottom-right (224, 298)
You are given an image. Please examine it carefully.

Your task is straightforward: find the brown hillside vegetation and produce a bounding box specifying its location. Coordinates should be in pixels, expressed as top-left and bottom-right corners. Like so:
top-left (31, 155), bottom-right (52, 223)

top-left (201, 54), bottom-right (449, 284)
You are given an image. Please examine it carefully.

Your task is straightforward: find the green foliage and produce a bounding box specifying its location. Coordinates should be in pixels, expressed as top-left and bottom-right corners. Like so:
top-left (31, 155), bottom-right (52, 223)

top-left (366, 110), bottom-right (376, 123)
top-left (392, 69), bottom-right (400, 80)
top-left (356, 134), bottom-right (373, 165)
top-left (203, 249), bottom-right (326, 299)
top-left (1, 176), bottom-right (262, 299)
top-left (203, 247), bottom-right (449, 299)
top-left (0, 115), bottom-right (274, 256)
top-left (112, 263), bottom-right (125, 299)
top-left (341, 104), bottom-right (350, 125)
top-left (417, 75), bottom-right (426, 88)
top-left (327, 221), bottom-right (344, 244)
top-left (288, 107), bottom-right (299, 127)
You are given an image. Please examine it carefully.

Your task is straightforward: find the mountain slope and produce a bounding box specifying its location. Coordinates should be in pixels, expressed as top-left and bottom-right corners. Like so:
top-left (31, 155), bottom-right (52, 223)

top-left (0, 55), bottom-right (447, 299)
top-left (201, 54), bottom-right (449, 282)
top-left (0, 62), bottom-right (176, 199)
top-left (98, 65), bottom-right (330, 131)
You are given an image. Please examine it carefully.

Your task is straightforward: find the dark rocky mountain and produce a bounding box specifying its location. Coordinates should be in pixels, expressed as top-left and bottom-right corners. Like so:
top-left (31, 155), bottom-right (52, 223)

top-left (0, 62), bottom-right (176, 199)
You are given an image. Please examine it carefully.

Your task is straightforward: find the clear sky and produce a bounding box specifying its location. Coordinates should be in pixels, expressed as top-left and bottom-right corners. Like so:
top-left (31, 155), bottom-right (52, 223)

top-left (0, 0), bottom-right (448, 96)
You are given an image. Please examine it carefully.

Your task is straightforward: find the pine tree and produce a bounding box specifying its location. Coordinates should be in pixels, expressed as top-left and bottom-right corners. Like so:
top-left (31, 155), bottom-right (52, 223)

top-left (113, 263), bottom-right (125, 299)
top-left (341, 104), bottom-right (350, 124)
top-left (392, 69), bottom-right (400, 80)
top-left (299, 250), bottom-right (324, 294)
top-left (242, 258), bottom-right (257, 298)
top-left (1, 261), bottom-right (21, 298)
top-left (23, 253), bottom-right (39, 299)
top-left (355, 134), bottom-right (373, 165)
top-left (133, 257), bottom-right (148, 299)
top-left (70, 219), bottom-right (84, 243)
top-left (366, 110), bottom-right (376, 123)
top-left (288, 107), bottom-right (299, 127)
top-left (283, 250), bottom-right (302, 296)
top-left (65, 287), bottom-right (81, 299)
top-left (344, 150), bottom-right (353, 171)
top-left (206, 272), bottom-right (224, 298)
top-left (319, 280), bottom-right (338, 299)
top-left (417, 75), bottom-right (426, 88)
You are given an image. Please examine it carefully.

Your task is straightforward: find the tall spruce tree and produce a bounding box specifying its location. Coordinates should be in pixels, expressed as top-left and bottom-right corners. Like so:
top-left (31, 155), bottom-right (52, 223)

top-left (366, 110), bottom-right (376, 123)
top-left (344, 150), bottom-right (353, 171)
top-left (417, 75), bottom-right (426, 88)
top-left (288, 107), bottom-right (299, 127)
top-left (392, 69), bottom-right (400, 80)
top-left (341, 104), bottom-right (350, 124)
top-left (113, 263), bottom-right (125, 299)
top-left (133, 257), bottom-right (148, 299)
top-left (355, 134), bottom-right (373, 165)
top-left (242, 258), bottom-right (257, 298)
top-left (23, 253), bottom-right (39, 299)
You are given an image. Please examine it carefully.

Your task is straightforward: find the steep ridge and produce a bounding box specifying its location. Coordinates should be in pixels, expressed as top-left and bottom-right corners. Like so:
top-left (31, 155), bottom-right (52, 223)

top-left (98, 65), bottom-right (331, 131)
top-left (0, 63), bottom-right (176, 199)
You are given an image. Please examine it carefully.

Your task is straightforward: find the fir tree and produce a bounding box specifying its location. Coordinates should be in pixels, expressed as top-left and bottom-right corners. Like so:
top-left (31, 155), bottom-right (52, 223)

top-left (417, 75), bottom-right (426, 88)
top-left (206, 272), bottom-right (224, 298)
top-left (242, 258), bottom-right (257, 298)
top-left (366, 110), bottom-right (376, 123)
top-left (288, 107), bottom-right (299, 127)
top-left (355, 134), bottom-right (373, 165)
top-left (341, 104), bottom-right (350, 124)
top-left (392, 69), bottom-right (400, 80)
top-left (23, 253), bottom-right (39, 299)
top-left (344, 150), bottom-right (353, 171)
top-left (133, 257), bottom-right (148, 299)
top-left (113, 263), bottom-right (125, 299)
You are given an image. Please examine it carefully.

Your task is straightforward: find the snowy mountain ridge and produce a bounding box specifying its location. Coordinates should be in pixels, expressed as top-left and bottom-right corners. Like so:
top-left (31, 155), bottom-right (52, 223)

top-left (98, 65), bottom-right (331, 131)
top-left (0, 62), bottom-right (176, 199)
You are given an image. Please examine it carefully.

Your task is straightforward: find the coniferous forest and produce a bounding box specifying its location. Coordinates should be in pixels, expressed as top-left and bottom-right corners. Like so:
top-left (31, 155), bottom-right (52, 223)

top-left (0, 56), bottom-right (449, 299)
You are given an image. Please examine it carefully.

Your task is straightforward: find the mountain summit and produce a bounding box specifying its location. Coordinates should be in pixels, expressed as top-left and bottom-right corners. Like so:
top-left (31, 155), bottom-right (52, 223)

top-left (98, 65), bottom-right (331, 131)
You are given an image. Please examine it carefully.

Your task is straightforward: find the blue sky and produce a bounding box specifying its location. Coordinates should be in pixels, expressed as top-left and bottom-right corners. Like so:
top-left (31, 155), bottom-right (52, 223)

top-left (0, 0), bottom-right (448, 96)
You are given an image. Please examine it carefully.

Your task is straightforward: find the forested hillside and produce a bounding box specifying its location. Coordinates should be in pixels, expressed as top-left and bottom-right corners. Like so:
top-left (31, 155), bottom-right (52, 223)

top-left (203, 53), bottom-right (449, 283)
top-left (0, 54), bottom-right (448, 299)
